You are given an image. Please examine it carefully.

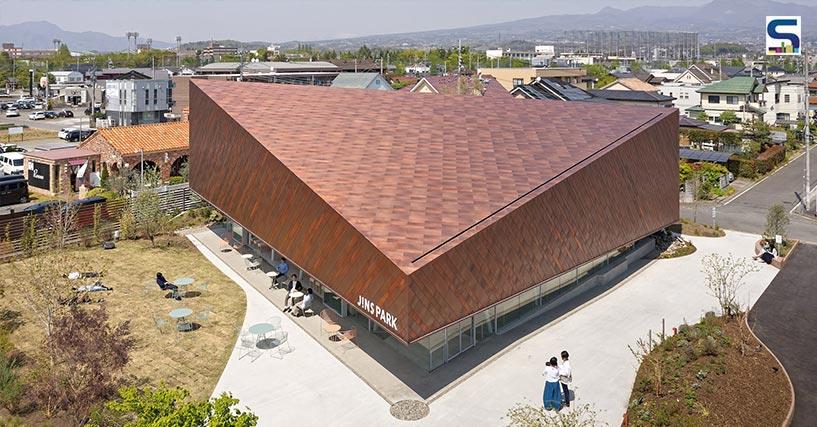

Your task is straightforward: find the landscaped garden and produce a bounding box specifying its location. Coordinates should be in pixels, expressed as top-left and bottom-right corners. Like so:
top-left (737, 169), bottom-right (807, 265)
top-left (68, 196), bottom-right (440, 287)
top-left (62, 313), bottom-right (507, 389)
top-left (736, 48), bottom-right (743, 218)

top-left (0, 176), bottom-right (256, 426)
top-left (626, 253), bottom-right (791, 426)
top-left (626, 314), bottom-right (789, 426)
top-left (669, 219), bottom-right (726, 238)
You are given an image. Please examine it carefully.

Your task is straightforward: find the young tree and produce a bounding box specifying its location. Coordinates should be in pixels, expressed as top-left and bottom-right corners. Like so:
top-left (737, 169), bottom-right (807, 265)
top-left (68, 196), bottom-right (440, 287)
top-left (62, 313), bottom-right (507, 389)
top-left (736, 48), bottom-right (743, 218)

top-left (131, 189), bottom-right (167, 246)
top-left (696, 111), bottom-right (709, 122)
top-left (91, 385), bottom-right (258, 427)
top-left (765, 203), bottom-right (790, 240)
top-left (18, 214), bottom-right (38, 258)
top-left (44, 202), bottom-right (79, 250)
top-left (30, 306), bottom-right (133, 426)
top-left (6, 251), bottom-right (90, 352)
top-left (701, 253), bottom-right (760, 316)
top-left (719, 111), bottom-right (739, 126)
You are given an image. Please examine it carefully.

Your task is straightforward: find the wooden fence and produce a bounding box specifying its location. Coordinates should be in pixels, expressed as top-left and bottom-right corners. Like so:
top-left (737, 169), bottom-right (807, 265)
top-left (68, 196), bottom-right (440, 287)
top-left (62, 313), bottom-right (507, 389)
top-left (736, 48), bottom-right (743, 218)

top-left (0, 183), bottom-right (205, 260)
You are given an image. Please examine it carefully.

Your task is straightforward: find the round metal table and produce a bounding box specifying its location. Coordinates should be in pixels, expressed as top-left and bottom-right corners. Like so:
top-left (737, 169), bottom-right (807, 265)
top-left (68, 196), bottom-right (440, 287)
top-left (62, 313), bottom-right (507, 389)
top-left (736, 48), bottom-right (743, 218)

top-left (169, 307), bottom-right (194, 332)
top-left (175, 277), bottom-right (194, 286)
top-left (241, 254), bottom-right (255, 259)
top-left (248, 323), bottom-right (275, 336)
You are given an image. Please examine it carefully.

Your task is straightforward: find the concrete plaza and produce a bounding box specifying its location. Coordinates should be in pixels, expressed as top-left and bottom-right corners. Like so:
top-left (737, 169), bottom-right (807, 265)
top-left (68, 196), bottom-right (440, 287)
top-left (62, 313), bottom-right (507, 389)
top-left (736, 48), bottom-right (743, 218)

top-left (190, 229), bottom-right (778, 426)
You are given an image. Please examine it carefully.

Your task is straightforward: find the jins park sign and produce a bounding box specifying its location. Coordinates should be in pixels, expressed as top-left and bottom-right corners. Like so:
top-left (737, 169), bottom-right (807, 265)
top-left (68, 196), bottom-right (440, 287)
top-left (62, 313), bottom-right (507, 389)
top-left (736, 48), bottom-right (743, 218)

top-left (356, 295), bottom-right (398, 331)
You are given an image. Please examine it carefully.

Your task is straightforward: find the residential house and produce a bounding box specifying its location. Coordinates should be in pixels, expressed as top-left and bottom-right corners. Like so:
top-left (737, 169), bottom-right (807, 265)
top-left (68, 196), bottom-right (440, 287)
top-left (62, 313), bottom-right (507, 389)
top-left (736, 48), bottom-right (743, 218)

top-left (674, 64), bottom-right (721, 86)
top-left (657, 82), bottom-right (701, 116)
top-left (602, 77), bottom-right (659, 92)
top-left (105, 78), bottom-right (172, 126)
top-left (477, 67), bottom-right (588, 91)
top-left (79, 121), bottom-right (189, 180)
top-left (692, 77), bottom-right (767, 128)
top-left (410, 75), bottom-right (511, 98)
top-left (49, 71), bottom-right (84, 85)
top-left (331, 73), bottom-right (394, 91)
top-left (775, 75), bottom-right (808, 126)
top-left (405, 64), bottom-right (431, 75)
top-left (586, 89), bottom-right (675, 107)
top-left (510, 78), bottom-right (593, 101)
top-left (48, 71), bottom-right (87, 105)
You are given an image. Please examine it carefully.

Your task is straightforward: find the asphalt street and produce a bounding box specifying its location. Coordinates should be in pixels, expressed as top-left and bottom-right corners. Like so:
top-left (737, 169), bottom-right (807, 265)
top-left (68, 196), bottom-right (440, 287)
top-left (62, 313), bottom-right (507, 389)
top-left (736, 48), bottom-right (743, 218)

top-left (681, 145), bottom-right (817, 243)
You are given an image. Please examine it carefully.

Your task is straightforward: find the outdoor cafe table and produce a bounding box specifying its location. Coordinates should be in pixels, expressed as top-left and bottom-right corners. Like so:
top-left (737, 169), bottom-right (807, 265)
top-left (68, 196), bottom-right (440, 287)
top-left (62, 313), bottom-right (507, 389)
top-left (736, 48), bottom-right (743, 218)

top-left (169, 307), bottom-right (193, 332)
top-left (248, 323), bottom-right (276, 347)
top-left (174, 277), bottom-right (194, 298)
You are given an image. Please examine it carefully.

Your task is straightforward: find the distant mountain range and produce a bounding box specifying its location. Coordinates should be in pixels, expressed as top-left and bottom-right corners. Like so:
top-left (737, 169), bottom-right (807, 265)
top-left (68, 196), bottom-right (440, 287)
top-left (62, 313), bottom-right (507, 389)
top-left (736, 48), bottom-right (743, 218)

top-left (0, 21), bottom-right (172, 52)
top-left (300, 0), bottom-right (817, 49)
top-left (2, 0), bottom-right (816, 53)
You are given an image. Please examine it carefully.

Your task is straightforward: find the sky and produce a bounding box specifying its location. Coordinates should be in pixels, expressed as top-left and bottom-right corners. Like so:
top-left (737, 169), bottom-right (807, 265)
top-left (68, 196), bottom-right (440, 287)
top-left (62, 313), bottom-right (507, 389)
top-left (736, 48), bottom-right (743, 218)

top-left (0, 0), bottom-right (813, 43)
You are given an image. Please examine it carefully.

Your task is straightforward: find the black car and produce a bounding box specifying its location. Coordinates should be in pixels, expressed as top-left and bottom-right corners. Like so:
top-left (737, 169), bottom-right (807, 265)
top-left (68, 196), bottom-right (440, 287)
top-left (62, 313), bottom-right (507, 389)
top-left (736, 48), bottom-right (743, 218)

top-left (65, 129), bottom-right (95, 142)
top-left (43, 111), bottom-right (58, 119)
top-left (21, 200), bottom-right (64, 214)
top-left (59, 109), bottom-right (74, 118)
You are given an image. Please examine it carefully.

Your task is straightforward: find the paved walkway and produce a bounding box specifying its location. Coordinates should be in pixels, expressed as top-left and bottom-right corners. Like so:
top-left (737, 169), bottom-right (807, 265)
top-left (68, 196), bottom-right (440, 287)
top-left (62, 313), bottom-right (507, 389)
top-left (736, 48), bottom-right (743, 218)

top-left (187, 235), bottom-right (396, 426)
top-left (749, 243), bottom-right (817, 427)
top-left (192, 229), bottom-right (778, 426)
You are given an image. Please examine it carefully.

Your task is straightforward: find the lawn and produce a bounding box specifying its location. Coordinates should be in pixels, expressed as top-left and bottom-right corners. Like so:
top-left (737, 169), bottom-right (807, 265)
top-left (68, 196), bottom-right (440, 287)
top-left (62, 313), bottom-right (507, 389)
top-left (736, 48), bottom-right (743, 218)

top-left (0, 236), bottom-right (246, 408)
top-left (1, 126), bottom-right (57, 142)
top-left (627, 314), bottom-right (790, 426)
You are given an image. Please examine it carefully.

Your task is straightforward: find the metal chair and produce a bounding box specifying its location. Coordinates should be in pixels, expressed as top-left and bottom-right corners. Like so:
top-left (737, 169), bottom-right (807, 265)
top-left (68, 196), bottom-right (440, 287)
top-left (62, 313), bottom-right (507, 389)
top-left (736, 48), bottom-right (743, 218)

top-left (238, 330), bottom-right (261, 362)
top-left (266, 316), bottom-right (282, 331)
top-left (336, 328), bottom-right (357, 354)
top-left (153, 315), bottom-right (169, 333)
top-left (271, 330), bottom-right (294, 359)
top-left (196, 310), bottom-right (211, 323)
top-left (244, 256), bottom-right (261, 271)
top-left (196, 282), bottom-right (209, 294)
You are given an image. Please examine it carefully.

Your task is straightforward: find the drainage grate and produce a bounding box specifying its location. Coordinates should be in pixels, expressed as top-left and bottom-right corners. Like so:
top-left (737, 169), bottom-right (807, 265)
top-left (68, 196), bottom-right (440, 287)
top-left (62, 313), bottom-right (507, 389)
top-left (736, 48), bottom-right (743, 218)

top-left (390, 400), bottom-right (430, 421)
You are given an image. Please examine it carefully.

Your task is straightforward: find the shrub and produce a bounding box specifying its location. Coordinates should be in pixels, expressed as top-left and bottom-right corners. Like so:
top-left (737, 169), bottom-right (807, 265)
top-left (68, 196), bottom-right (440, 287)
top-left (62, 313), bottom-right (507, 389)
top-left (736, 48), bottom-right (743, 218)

top-left (86, 187), bottom-right (121, 201)
top-left (167, 176), bottom-right (185, 185)
top-left (703, 336), bottom-right (719, 356)
top-left (0, 347), bottom-right (22, 413)
top-left (118, 207), bottom-right (136, 240)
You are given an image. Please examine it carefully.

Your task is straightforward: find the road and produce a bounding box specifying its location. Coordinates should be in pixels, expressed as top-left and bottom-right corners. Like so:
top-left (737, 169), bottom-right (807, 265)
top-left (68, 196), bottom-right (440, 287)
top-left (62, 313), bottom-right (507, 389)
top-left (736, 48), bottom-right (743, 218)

top-left (749, 243), bottom-right (817, 426)
top-left (681, 145), bottom-right (817, 243)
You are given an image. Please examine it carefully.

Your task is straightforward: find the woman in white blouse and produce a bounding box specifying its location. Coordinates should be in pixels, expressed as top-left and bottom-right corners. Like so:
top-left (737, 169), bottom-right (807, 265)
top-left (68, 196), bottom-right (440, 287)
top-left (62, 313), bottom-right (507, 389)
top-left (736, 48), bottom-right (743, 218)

top-left (542, 356), bottom-right (563, 411)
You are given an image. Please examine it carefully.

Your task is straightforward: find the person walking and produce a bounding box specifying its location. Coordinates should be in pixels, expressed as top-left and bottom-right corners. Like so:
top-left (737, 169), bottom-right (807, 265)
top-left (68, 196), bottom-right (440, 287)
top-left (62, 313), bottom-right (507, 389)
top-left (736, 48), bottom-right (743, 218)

top-left (542, 356), bottom-right (563, 411)
top-left (559, 350), bottom-right (572, 408)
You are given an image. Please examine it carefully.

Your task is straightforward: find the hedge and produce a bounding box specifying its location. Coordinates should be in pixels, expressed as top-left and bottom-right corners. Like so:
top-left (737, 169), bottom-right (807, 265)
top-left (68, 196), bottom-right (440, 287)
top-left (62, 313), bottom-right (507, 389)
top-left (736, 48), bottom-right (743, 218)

top-left (728, 145), bottom-right (786, 179)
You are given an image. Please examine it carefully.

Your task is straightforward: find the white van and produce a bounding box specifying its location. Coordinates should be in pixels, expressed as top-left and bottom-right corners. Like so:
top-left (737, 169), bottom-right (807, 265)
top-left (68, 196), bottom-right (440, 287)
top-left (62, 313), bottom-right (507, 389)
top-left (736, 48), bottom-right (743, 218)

top-left (0, 152), bottom-right (25, 175)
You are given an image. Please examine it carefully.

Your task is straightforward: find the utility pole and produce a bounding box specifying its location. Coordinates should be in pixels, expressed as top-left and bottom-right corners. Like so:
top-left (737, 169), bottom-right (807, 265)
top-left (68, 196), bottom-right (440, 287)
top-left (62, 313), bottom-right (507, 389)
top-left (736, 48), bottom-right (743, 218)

top-left (805, 50), bottom-right (811, 212)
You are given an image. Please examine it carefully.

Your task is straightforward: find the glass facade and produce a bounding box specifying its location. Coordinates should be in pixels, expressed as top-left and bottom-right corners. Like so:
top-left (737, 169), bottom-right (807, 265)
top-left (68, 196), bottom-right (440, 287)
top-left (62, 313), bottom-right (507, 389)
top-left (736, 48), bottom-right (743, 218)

top-left (227, 218), bottom-right (642, 372)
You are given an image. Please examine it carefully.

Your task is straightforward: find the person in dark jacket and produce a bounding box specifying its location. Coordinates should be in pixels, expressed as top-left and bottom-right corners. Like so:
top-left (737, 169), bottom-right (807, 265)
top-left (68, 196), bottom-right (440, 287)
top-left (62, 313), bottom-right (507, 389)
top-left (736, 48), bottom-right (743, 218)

top-left (156, 272), bottom-right (177, 291)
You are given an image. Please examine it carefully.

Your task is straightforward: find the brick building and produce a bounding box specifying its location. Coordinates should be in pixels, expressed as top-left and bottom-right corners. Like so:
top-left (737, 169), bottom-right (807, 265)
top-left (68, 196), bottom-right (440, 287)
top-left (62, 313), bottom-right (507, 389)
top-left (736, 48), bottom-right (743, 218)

top-left (79, 121), bottom-right (188, 180)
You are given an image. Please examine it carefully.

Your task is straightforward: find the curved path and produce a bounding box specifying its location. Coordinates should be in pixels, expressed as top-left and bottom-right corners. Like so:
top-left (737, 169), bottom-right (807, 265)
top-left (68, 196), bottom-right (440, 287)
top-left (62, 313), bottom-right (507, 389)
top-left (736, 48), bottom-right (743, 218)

top-left (749, 243), bottom-right (817, 426)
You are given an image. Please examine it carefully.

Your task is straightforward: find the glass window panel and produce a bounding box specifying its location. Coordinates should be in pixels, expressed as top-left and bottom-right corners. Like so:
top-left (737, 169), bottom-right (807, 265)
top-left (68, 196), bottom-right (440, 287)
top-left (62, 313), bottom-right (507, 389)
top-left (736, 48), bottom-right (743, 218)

top-left (460, 318), bottom-right (473, 351)
top-left (474, 307), bottom-right (495, 342)
top-left (446, 324), bottom-right (460, 359)
top-left (518, 287), bottom-right (539, 318)
top-left (323, 288), bottom-right (343, 315)
top-left (496, 296), bottom-right (520, 331)
top-left (429, 329), bottom-right (446, 370)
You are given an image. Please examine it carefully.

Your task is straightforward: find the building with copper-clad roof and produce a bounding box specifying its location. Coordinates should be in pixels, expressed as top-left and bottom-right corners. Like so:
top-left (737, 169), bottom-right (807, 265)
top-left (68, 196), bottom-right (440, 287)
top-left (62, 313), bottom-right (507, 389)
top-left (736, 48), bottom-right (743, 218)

top-left (80, 121), bottom-right (189, 180)
top-left (190, 80), bottom-right (679, 370)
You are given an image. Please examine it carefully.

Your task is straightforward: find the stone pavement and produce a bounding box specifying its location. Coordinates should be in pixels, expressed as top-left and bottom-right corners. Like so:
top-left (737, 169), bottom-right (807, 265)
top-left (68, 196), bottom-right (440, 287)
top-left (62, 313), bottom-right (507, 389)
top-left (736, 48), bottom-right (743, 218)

top-left (191, 229), bottom-right (778, 426)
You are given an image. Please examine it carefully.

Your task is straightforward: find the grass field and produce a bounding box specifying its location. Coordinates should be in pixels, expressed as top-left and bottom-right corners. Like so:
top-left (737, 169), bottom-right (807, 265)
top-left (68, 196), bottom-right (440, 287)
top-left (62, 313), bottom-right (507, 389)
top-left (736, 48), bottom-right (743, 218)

top-left (0, 237), bottom-right (246, 402)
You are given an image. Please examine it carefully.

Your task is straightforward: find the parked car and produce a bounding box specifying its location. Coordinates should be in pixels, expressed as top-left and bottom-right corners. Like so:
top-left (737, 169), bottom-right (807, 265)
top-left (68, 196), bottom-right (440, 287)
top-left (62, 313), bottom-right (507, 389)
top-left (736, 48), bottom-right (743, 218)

top-left (16, 102), bottom-right (32, 110)
top-left (33, 102), bottom-right (45, 110)
top-left (0, 152), bottom-right (25, 175)
top-left (58, 127), bottom-right (78, 140)
top-left (43, 110), bottom-right (58, 119)
top-left (21, 199), bottom-right (62, 214)
top-left (65, 129), bottom-right (95, 142)
top-left (0, 175), bottom-right (28, 207)
top-left (5, 108), bottom-right (19, 117)
top-left (59, 109), bottom-right (74, 118)
top-left (28, 111), bottom-right (45, 120)
top-left (0, 144), bottom-right (24, 154)
top-left (83, 106), bottom-right (102, 116)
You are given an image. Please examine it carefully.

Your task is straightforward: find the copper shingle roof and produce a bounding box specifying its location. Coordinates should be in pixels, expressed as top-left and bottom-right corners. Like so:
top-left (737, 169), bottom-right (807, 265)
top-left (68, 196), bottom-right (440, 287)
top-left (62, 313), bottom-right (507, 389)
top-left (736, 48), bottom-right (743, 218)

top-left (83, 121), bottom-right (188, 156)
top-left (602, 77), bottom-right (658, 92)
top-left (193, 80), bottom-right (672, 272)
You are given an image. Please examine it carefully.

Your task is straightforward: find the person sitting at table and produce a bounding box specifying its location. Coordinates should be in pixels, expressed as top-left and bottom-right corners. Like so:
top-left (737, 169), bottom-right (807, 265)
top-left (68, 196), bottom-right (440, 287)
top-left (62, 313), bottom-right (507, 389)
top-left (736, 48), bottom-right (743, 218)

top-left (269, 258), bottom-right (290, 289)
top-left (283, 276), bottom-right (303, 313)
top-left (292, 288), bottom-right (314, 317)
top-left (156, 272), bottom-right (181, 300)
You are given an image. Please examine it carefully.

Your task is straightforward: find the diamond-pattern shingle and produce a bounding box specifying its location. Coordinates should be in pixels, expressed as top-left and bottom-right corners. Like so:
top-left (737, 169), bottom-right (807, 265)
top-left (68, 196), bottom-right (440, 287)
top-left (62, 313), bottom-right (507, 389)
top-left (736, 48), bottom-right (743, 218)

top-left (193, 80), bottom-right (668, 273)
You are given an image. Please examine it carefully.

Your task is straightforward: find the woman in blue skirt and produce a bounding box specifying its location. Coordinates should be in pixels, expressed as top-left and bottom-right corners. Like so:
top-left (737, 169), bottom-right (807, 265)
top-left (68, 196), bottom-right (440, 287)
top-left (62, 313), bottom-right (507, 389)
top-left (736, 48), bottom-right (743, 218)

top-left (543, 356), bottom-right (563, 410)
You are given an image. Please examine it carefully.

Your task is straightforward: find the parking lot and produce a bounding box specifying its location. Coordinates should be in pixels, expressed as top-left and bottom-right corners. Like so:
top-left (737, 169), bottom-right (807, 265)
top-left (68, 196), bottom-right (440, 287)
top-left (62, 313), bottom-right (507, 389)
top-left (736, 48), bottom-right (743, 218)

top-left (3, 106), bottom-right (91, 132)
